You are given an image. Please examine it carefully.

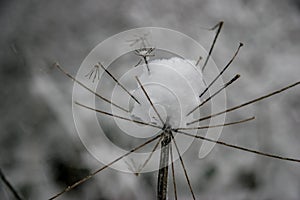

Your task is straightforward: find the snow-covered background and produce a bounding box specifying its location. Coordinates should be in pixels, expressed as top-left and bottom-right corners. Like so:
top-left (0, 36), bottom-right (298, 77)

top-left (1, 0), bottom-right (300, 199)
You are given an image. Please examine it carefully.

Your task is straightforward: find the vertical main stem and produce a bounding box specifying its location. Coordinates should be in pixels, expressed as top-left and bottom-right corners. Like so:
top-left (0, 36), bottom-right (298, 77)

top-left (157, 130), bottom-right (171, 200)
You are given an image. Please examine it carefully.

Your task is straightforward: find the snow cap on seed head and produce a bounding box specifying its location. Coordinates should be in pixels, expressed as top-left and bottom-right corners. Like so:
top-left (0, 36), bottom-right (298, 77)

top-left (131, 57), bottom-right (205, 128)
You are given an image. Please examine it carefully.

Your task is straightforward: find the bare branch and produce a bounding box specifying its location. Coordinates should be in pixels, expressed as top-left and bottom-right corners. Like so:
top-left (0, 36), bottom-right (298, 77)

top-left (48, 134), bottom-right (162, 200)
top-left (199, 42), bottom-right (243, 99)
top-left (54, 63), bottom-right (129, 113)
top-left (176, 130), bottom-right (300, 163)
top-left (187, 81), bottom-right (300, 126)
top-left (75, 102), bottom-right (162, 129)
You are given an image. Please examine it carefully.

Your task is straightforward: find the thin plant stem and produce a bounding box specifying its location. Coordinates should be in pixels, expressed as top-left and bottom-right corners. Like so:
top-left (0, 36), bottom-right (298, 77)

top-left (195, 56), bottom-right (202, 66)
top-left (187, 74), bottom-right (240, 116)
top-left (48, 134), bottom-right (162, 200)
top-left (170, 133), bottom-right (196, 200)
top-left (199, 42), bottom-right (243, 99)
top-left (175, 116), bottom-right (254, 131)
top-left (75, 102), bottom-right (162, 129)
top-left (157, 131), bottom-right (172, 200)
top-left (202, 21), bottom-right (224, 71)
top-left (187, 81), bottom-right (300, 125)
top-left (0, 168), bottom-right (24, 200)
top-left (137, 135), bottom-right (163, 175)
top-left (97, 62), bottom-right (140, 104)
top-left (134, 48), bottom-right (155, 74)
top-left (169, 143), bottom-right (178, 200)
top-left (134, 59), bottom-right (143, 67)
top-left (125, 158), bottom-right (139, 175)
top-left (143, 56), bottom-right (151, 74)
top-left (127, 33), bottom-right (150, 47)
top-left (176, 130), bottom-right (300, 163)
top-left (54, 63), bottom-right (129, 112)
top-left (85, 65), bottom-right (100, 83)
top-left (135, 76), bottom-right (165, 125)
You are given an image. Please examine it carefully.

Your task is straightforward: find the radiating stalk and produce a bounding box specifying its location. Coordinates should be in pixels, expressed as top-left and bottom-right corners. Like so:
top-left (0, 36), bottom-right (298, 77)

top-left (157, 130), bottom-right (171, 200)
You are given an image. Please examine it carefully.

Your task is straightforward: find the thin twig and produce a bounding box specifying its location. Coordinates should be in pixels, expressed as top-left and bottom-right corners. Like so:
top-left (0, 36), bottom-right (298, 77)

top-left (187, 81), bottom-right (300, 125)
top-left (127, 33), bottom-right (150, 47)
top-left (170, 133), bottom-right (196, 200)
top-left (75, 102), bottom-right (162, 129)
top-left (54, 63), bottom-right (129, 113)
top-left (169, 143), bottom-right (178, 200)
top-left (134, 59), bottom-right (143, 67)
top-left (157, 131), bottom-right (172, 200)
top-left (199, 42), bottom-right (243, 99)
top-left (48, 134), bottom-right (162, 200)
top-left (85, 65), bottom-right (100, 83)
top-left (97, 62), bottom-right (140, 104)
top-left (136, 135), bottom-right (163, 175)
top-left (125, 158), bottom-right (139, 176)
top-left (176, 130), bottom-right (300, 163)
top-left (187, 74), bottom-right (240, 116)
top-left (195, 56), bottom-right (202, 66)
top-left (175, 116), bottom-right (254, 131)
top-left (202, 21), bottom-right (224, 71)
top-left (135, 76), bottom-right (165, 125)
top-left (143, 56), bottom-right (150, 74)
top-left (0, 168), bottom-right (24, 200)
top-left (134, 48), bottom-right (155, 74)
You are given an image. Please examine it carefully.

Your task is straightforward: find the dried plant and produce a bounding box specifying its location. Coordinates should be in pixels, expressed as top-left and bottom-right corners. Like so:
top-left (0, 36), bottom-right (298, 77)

top-left (48, 22), bottom-right (300, 200)
top-left (0, 168), bottom-right (24, 200)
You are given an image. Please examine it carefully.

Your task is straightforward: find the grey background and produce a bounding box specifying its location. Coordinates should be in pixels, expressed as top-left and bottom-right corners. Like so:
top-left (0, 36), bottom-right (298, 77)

top-left (1, 0), bottom-right (300, 199)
